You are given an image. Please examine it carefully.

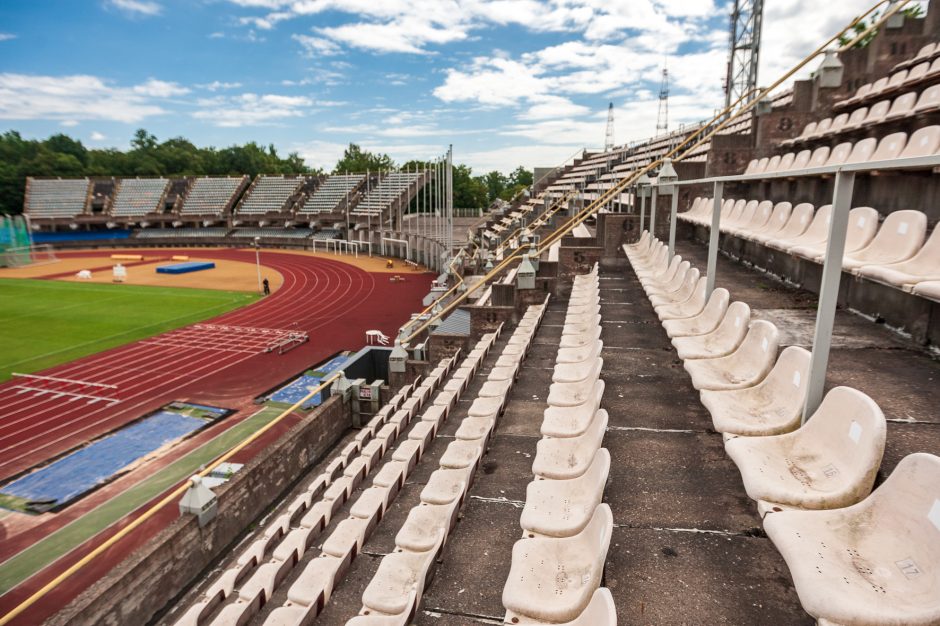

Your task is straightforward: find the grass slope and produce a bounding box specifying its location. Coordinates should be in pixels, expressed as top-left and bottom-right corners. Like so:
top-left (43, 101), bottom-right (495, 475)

top-left (0, 279), bottom-right (259, 382)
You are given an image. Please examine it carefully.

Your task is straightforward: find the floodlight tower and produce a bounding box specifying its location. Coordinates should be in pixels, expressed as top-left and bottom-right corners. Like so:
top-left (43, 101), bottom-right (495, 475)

top-left (724, 0), bottom-right (764, 110)
top-left (655, 66), bottom-right (669, 135)
top-left (604, 102), bottom-right (615, 151)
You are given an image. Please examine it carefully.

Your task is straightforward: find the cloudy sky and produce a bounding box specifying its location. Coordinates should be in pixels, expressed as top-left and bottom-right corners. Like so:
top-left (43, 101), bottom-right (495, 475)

top-left (0, 0), bottom-right (893, 173)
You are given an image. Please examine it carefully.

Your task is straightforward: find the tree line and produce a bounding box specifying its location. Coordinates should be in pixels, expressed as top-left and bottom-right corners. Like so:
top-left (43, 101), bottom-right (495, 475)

top-left (0, 130), bottom-right (532, 214)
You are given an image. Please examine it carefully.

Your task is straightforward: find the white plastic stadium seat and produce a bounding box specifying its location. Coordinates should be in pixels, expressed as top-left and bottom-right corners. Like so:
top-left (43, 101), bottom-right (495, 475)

top-left (502, 504), bottom-right (613, 624)
top-left (683, 320), bottom-right (779, 391)
top-left (671, 301), bottom-right (750, 360)
top-left (763, 453), bottom-right (940, 625)
top-left (857, 223), bottom-right (940, 290)
top-left (661, 288), bottom-right (730, 338)
top-left (701, 346), bottom-right (811, 437)
top-left (726, 386), bottom-right (885, 514)
top-left (842, 209), bottom-right (927, 271)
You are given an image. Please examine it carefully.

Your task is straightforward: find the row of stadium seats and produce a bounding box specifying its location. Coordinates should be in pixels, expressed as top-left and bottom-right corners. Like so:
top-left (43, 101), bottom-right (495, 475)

top-left (237, 176), bottom-right (303, 215)
top-left (111, 178), bottom-right (169, 216)
top-left (746, 124), bottom-right (940, 174)
top-left (180, 177), bottom-right (248, 216)
top-left (351, 172), bottom-right (420, 217)
top-left (500, 266), bottom-right (617, 625)
top-left (228, 228), bottom-right (314, 240)
top-left (134, 227), bottom-right (232, 239)
top-left (173, 348), bottom-right (472, 626)
top-left (25, 178), bottom-right (90, 218)
top-left (344, 304), bottom-right (548, 624)
top-left (835, 56), bottom-right (940, 112)
top-left (625, 232), bottom-right (940, 625)
top-left (299, 174), bottom-right (364, 214)
top-left (678, 197), bottom-right (940, 297)
top-left (785, 87), bottom-right (940, 147)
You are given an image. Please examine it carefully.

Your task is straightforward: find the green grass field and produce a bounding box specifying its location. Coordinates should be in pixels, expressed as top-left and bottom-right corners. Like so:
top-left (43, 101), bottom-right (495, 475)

top-left (0, 279), bottom-right (259, 382)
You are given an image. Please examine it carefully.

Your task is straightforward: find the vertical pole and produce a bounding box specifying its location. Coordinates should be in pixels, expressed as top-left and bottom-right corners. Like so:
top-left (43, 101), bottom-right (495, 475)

top-left (803, 170), bottom-right (855, 422)
top-left (650, 187), bottom-right (658, 236)
top-left (706, 181), bottom-right (724, 296)
top-left (667, 190), bottom-right (679, 260)
top-left (447, 145), bottom-right (453, 266)
top-left (639, 193), bottom-right (646, 232)
top-left (345, 169), bottom-right (350, 237)
top-left (254, 238), bottom-right (262, 293)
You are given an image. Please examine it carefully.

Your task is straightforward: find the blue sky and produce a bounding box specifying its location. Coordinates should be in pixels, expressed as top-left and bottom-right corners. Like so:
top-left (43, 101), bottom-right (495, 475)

top-left (0, 0), bottom-right (881, 173)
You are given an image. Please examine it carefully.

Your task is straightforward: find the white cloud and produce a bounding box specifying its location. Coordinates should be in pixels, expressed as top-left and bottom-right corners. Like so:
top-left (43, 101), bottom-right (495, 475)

top-left (0, 33), bottom-right (16, 42)
top-left (90, 131), bottom-right (107, 141)
top-left (133, 78), bottom-right (190, 97)
top-left (108, 0), bottom-right (162, 17)
top-left (0, 73), bottom-right (168, 123)
top-left (60, 120), bottom-right (80, 127)
top-left (197, 80), bottom-right (243, 91)
top-left (193, 92), bottom-right (313, 127)
top-left (292, 34), bottom-right (342, 57)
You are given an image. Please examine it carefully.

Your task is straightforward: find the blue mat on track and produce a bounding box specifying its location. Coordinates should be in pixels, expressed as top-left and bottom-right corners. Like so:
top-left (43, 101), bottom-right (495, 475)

top-left (156, 261), bottom-right (216, 274)
top-left (269, 356), bottom-right (348, 409)
top-left (1, 411), bottom-right (206, 507)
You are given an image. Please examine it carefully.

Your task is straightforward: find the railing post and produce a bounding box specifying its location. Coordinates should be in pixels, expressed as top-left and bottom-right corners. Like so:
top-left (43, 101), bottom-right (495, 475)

top-left (706, 181), bottom-right (724, 296)
top-left (803, 170), bottom-right (855, 422)
top-left (667, 191), bottom-right (679, 260)
top-left (649, 187), bottom-right (658, 236)
top-left (639, 194), bottom-right (646, 232)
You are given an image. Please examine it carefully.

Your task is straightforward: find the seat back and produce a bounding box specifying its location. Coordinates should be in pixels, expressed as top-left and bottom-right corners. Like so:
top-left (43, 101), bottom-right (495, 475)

top-left (905, 61), bottom-right (929, 83)
top-left (869, 76), bottom-right (890, 95)
top-left (757, 202), bottom-right (793, 236)
top-left (677, 276), bottom-right (709, 314)
top-left (863, 99), bottom-right (890, 124)
top-left (794, 204), bottom-right (833, 243)
top-left (692, 287), bottom-right (730, 329)
top-left (579, 503), bottom-right (613, 561)
top-left (753, 157), bottom-right (769, 173)
top-left (906, 223), bottom-right (940, 271)
top-left (764, 155), bottom-right (782, 173)
top-left (743, 159), bottom-right (759, 174)
top-left (798, 122), bottom-right (817, 140)
top-left (655, 254), bottom-right (684, 283)
top-left (851, 83), bottom-right (872, 101)
top-left (661, 261), bottom-right (691, 291)
top-left (854, 209), bottom-right (928, 262)
top-left (886, 69), bottom-right (908, 90)
top-left (845, 106), bottom-right (868, 127)
top-left (825, 142), bottom-right (853, 166)
top-left (777, 152), bottom-right (795, 170)
top-left (885, 91), bottom-right (917, 119)
top-left (711, 301), bottom-right (751, 344)
top-left (727, 199), bottom-right (747, 223)
top-left (870, 131), bottom-right (908, 160)
top-left (914, 84), bottom-right (940, 113)
top-left (863, 453), bottom-right (940, 561)
top-left (828, 112), bottom-right (849, 134)
top-left (776, 203), bottom-right (815, 240)
top-left (844, 207), bottom-right (881, 253)
top-left (899, 125), bottom-right (940, 158)
top-left (844, 137), bottom-right (878, 163)
top-left (914, 42), bottom-right (937, 62)
top-left (808, 146), bottom-right (831, 168)
top-left (726, 320), bottom-right (779, 377)
top-left (672, 268), bottom-right (701, 301)
top-left (811, 118), bottom-right (832, 136)
top-left (732, 200), bottom-right (760, 228)
top-left (750, 345), bottom-right (811, 420)
top-left (801, 386), bottom-right (886, 497)
top-left (751, 200), bottom-right (775, 230)
top-left (790, 149), bottom-right (812, 170)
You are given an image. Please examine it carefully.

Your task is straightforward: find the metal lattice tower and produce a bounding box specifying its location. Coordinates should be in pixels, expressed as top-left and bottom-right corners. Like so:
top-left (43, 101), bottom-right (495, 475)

top-left (604, 102), bottom-right (615, 151)
top-left (724, 0), bottom-right (764, 109)
top-left (655, 67), bottom-right (669, 135)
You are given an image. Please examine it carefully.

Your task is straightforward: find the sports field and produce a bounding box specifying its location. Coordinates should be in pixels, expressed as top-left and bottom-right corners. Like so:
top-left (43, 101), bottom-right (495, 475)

top-left (0, 278), bottom-right (258, 381)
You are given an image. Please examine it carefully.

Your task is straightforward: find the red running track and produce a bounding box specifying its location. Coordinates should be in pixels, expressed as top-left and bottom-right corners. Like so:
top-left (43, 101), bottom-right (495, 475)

top-left (0, 248), bottom-right (434, 482)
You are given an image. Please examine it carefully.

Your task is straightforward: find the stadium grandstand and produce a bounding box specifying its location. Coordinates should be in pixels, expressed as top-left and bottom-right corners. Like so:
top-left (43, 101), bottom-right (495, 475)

top-left (2, 2), bottom-right (940, 626)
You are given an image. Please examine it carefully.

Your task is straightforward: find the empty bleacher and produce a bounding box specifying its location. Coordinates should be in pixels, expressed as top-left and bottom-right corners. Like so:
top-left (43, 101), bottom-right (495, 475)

top-left (180, 177), bottom-right (249, 216)
top-left (299, 174), bottom-right (364, 215)
top-left (110, 178), bottom-right (170, 217)
top-left (25, 178), bottom-right (91, 219)
top-left (229, 228), bottom-right (313, 240)
top-left (134, 227), bottom-right (231, 239)
top-left (351, 172), bottom-right (420, 217)
top-left (237, 176), bottom-right (303, 215)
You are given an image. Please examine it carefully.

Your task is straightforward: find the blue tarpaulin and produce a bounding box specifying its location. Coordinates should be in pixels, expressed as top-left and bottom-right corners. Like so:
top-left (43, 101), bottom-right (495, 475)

top-left (1, 411), bottom-right (205, 507)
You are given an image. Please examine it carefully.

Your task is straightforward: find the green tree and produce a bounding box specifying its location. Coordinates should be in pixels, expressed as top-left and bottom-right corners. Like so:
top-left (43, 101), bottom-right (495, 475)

top-left (837, 5), bottom-right (924, 48)
top-left (333, 143), bottom-right (395, 173)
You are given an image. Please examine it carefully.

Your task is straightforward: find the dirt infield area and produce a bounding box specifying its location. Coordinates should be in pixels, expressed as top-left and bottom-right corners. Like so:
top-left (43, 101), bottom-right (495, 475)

top-left (0, 248), bottom-right (429, 292)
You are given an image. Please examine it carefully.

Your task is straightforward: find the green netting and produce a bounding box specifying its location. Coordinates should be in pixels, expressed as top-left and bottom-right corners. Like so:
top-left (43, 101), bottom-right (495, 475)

top-left (0, 216), bottom-right (33, 267)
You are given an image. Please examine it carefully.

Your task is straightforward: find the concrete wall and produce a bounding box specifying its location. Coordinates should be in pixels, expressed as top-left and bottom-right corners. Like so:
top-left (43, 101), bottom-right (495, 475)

top-left (50, 397), bottom-right (350, 626)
